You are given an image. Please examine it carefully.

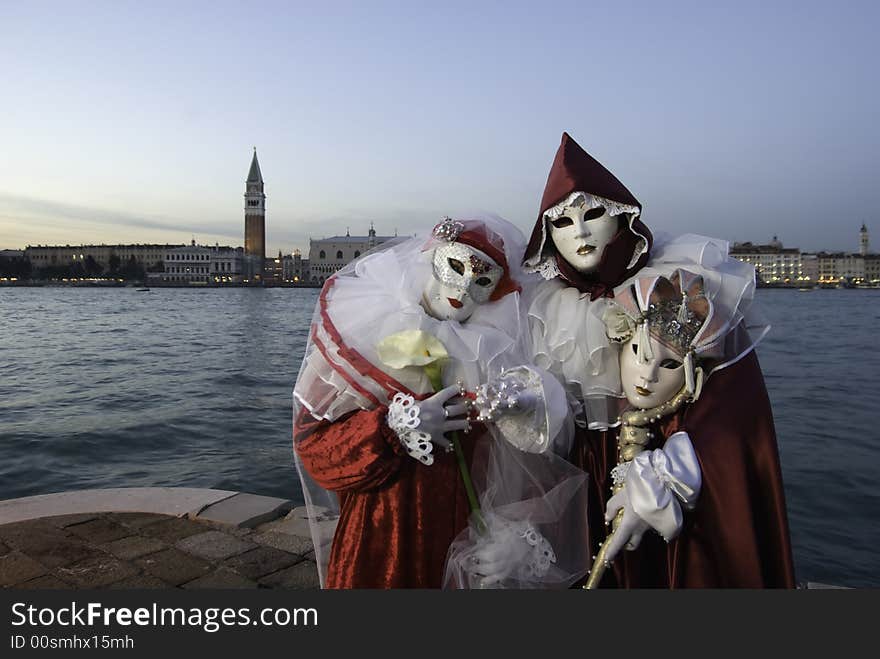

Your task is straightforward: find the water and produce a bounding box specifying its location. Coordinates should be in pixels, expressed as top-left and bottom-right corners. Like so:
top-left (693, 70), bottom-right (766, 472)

top-left (1, 286), bottom-right (878, 587)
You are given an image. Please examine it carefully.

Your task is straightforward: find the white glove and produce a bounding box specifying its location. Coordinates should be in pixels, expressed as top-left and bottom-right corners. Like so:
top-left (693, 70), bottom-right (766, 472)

top-left (465, 519), bottom-right (556, 589)
top-left (602, 431), bottom-right (702, 563)
top-left (386, 385), bottom-right (470, 465)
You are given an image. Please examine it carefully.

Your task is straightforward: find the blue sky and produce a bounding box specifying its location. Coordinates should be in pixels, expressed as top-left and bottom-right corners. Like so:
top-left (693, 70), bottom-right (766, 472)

top-left (1, 1), bottom-right (877, 255)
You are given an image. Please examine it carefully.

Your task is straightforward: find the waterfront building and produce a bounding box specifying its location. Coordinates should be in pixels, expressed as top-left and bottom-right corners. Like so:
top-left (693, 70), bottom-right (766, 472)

top-left (800, 253), bottom-right (818, 283)
top-left (865, 254), bottom-right (880, 285)
top-left (244, 149), bottom-right (266, 283)
top-left (816, 252), bottom-right (866, 284)
top-left (153, 241), bottom-right (243, 284)
top-left (25, 244), bottom-right (180, 271)
top-left (307, 224), bottom-right (396, 284)
top-left (730, 236), bottom-right (804, 284)
top-left (282, 249), bottom-right (310, 283)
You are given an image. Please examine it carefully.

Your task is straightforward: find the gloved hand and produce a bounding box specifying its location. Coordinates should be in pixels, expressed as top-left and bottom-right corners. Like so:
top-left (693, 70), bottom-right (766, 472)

top-left (464, 519), bottom-right (556, 589)
top-left (416, 384), bottom-right (471, 451)
top-left (386, 386), bottom-right (471, 464)
top-left (602, 486), bottom-right (652, 564)
top-left (601, 431), bottom-right (701, 563)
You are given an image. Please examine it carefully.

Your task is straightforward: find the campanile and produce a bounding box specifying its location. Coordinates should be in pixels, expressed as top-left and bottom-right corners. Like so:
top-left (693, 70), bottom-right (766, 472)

top-left (244, 148), bottom-right (266, 281)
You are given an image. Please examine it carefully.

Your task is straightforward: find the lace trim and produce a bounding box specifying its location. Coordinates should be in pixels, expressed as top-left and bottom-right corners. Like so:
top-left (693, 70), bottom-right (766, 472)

top-left (523, 190), bottom-right (646, 277)
top-left (519, 523), bottom-right (557, 578)
top-left (544, 191), bottom-right (640, 221)
top-left (387, 392), bottom-right (434, 465)
top-left (610, 460), bottom-right (631, 487)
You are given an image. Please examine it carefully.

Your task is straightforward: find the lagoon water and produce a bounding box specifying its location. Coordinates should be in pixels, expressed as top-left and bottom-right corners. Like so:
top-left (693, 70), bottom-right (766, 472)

top-left (1, 286), bottom-right (878, 587)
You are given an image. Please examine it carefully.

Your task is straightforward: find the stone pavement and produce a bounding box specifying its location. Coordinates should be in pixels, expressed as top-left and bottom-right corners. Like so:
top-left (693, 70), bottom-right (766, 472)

top-left (0, 509), bottom-right (322, 589)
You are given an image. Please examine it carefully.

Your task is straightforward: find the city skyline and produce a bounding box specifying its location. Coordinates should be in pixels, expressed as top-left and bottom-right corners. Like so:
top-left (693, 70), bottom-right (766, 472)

top-left (1, 2), bottom-right (877, 255)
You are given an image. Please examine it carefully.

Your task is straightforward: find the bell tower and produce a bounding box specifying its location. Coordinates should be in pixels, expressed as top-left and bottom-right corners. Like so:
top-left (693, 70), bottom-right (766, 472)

top-left (244, 148), bottom-right (266, 282)
top-left (860, 223), bottom-right (869, 256)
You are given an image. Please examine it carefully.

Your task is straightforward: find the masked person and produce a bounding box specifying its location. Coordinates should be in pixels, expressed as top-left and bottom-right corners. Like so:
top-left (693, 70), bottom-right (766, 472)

top-left (293, 215), bottom-right (588, 589)
top-left (524, 133), bottom-right (795, 587)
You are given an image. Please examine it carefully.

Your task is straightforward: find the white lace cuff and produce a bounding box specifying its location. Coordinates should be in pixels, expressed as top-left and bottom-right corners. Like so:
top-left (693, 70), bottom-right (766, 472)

top-left (518, 522), bottom-right (557, 579)
top-left (624, 431), bottom-right (702, 541)
top-left (386, 392), bottom-right (434, 466)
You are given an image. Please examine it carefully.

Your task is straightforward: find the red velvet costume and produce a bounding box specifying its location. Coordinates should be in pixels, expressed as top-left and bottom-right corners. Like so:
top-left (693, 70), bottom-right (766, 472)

top-left (525, 133), bottom-right (795, 587)
top-left (295, 407), bottom-right (476, 588)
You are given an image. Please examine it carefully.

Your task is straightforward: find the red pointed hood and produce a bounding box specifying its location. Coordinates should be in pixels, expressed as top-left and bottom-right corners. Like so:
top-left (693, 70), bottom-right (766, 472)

top-left (523, 132), bottom-right (653, 299)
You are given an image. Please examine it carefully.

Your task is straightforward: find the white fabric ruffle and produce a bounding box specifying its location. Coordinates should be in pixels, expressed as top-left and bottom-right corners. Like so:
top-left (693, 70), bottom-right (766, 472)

top-left (626, 431), bottom-right (701, 541)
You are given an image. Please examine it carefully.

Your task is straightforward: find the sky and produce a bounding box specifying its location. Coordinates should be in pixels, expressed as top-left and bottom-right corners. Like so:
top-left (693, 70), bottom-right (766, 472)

top-left (0, 0), bottom-right (877, 255)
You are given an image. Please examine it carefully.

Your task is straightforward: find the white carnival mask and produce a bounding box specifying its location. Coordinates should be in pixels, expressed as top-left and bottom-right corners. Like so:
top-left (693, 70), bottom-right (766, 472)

top-left (423, 241), bottom-right (503, 322)
top-left (619, 334), bottom-right (686, 410)
top-left (546, 192), bottom-right (622, 273)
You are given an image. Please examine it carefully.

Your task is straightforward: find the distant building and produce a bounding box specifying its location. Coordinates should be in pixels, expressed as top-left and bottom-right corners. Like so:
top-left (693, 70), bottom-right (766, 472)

top-left (282, 249), bottom-right (309, 283)
top-left (152, 241), bottom-right (243, 284)
top-left (730, 236), bottom-right (804, 284)
top-left (307, 224), bottom-right (396, 284)
top-left (865, 254), bottom-right (880, 284)
top-left (25, 244), bottom-right (180, 271)
top-left (860, 223), bottom-right (870, 256)
top-left (815, 252), bottom-right (865, 284)
top-left (244, 149), bottom-right (266, 283)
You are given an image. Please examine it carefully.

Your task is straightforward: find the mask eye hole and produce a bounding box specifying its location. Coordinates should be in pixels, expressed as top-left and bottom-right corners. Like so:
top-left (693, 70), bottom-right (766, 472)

top-left (660, 359), bottom-right (682, 369)
top-left (447, 258), bottom-right (465, 275)
top-left (583, 207), bottom-right (606, 221)
top-left (631, 343), bottom-right (638, 354)
top-left (475, 276), bottom-right (492, 287)
top-left (550, 216), bottom-right (573, 229)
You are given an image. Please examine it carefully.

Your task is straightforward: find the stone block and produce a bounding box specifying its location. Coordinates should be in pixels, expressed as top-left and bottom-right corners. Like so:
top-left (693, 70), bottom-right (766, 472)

top-left (195, 493), bottom-right (293, 529)
top-left (135, 548), bottom-right (211, 586)
top-left (67, 517), bottom-right (133, 544)
top-left (111, 512), bottom-right (170, 529)
top-left (182, 568), bottom-right (259, 589)
top-left (16, 574), bottom-right (74, 589)
top-left (223, 546), bottom-right (302, 580)
top-left (139, 517), bottom-right (208, 543)
top-left (56, 555), bottom-right (139, 588)
top-left (258, 562), bottom-right (321, 590)
top-left (0, 540), bottom-right (8, 556)
top-left (175, 531), bottom-right (256, 561)
top-left (109, 574), bottom-right (172, 589)
top-left (251, 530), bottom-right (313, 556)
top-left (0, 551), bottom-right (48, 587)
top-left (46, 514), bottom-right (100, 528)
top-left (0, 522), bottom-right (93, 568)
top-left (100, 535), bottom-right (167, 560)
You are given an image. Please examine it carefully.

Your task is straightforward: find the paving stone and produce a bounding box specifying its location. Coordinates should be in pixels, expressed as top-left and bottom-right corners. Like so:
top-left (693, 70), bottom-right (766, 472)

top-left (135, 548), bottom-right (211, 586)
top-left (56, 555), bottom-right (138, 588)
top-left (45, 513), bottom-right (100, 528)
top-left (195, 519), bottom-right (256, 538)
top-left (139, 517), bottom-right (209, 543)
top-left (258, 562), bottom-right (321, 590)
top-left (111, 512), bottom-right (170, 529)
top-left (0, 540), bottom-right (8, 556)
top-left (100, 535), bottom-right (167, 560)
top-left (66, 517), bottom-right (133, 544)
top-left (109, 574), bottom-right (172, 589)
top-left (0, 551), bottom-right (48, 586)
top-left (16, 574), bottom-right (74, 589)
top-left (182, 567), bottom-right (259, 589)
top-left (251, 530), bottom-right (313, 556)
top-left (0, 522), bottom-right (92, 568)
top-left (195, 493), bottom-right (293, 528)
top-left (0, 520), bottom-right (70, 553)
top-left (175, 531), bottom-right (256, 561)
top-left (222, 546), bottom-right (301, 580)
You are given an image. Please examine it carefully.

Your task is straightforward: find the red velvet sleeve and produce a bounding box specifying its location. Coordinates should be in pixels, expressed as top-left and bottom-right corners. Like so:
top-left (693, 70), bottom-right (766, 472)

top-left (295, 406), bottom-right (406, 493)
